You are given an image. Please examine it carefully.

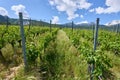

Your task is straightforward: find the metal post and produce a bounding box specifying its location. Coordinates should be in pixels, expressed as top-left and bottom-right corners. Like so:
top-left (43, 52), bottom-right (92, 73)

top-left (50, 20), bottom-right (52, 32)
top-left (28, 18), bottom-right (31, 31)
top-left (6, 16), bottom-right (8, 28)
top-left (92, 23), bottom-right (95, 40)
top-left (72, 21), bottom-right (74, 32)
top-left (91, 18), bottom-right (100, 80)
top-left (19, 12), bottom-right (27, 69)
top-left (93, 18), bottom-right (99, 51)
top-left (118, 24), bottom-right (120, 33)
top-left (66, 24), bottom-right (67, 28)
top-left (116, 24), bottom-right (119, 33)
top-left (112, 26), bottom-right (114, 32)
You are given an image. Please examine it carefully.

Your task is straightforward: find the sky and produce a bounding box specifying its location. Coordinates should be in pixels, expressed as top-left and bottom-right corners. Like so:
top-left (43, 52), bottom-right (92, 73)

top-left (0, 0), bottom-right (120, 25)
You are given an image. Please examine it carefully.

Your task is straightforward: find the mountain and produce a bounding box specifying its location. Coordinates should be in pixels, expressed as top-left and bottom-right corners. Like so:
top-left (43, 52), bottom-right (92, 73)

top-left (0, 15), bottom-right (50, 26)
top-left (0, 15), bottom-right (9, 24)
top-left (105, 20), bottom-right (120, 26)
top-left (76, 23), bottom-right (93, 27)
top-left (0, 14), bottom-right (119, 31)
top-left (62, 22), bottom-right (95, 28)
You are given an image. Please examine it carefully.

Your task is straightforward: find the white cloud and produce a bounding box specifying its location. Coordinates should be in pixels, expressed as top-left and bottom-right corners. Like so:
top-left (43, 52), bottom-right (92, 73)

top-left (11, 4), bottom-right (29, 18)
top-left (80, 15), bottom-right (84, 18)
top-left (49, 1), bottom-right (55, 5)
top-left (76, 20), bottom-right (88, 24)
top-left (49, 0), bottom-right (92, 20)
top-left (89, 9), bottom-right (95, 12)
top-left (51, 16), bottom-right (59, 24)
top-left (105, 20), bottom-right (120, 26)
top-left (95, 0), bottom-right (120, 14)
top-left (95, 7), bottom-right (105, 14)
top-left (0, 7), bottom-right (8, 16)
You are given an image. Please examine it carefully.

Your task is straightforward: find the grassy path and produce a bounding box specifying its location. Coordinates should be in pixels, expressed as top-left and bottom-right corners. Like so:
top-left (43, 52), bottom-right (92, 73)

top-left (56, 30), bottom-right (78, 55)
top-left (55, 30), bottom-right (88, 80)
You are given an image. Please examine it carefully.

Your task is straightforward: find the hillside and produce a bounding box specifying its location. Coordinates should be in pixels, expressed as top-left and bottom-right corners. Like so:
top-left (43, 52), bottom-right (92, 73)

top-left (0, 15), bottom-right (9, 24)
top-left (0, 15), bottom-right (50, 26)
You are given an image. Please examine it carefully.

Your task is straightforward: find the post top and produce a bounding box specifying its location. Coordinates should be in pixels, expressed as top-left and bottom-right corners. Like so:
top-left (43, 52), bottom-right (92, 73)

top-left (97, 18), bottom-right (100, 21)
top-left (19, 12), bottom-right (22, 15)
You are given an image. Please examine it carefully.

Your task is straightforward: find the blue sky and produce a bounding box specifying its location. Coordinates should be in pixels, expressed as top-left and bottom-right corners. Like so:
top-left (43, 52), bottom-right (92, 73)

top-left (0, 0), bottom-right (120, 25)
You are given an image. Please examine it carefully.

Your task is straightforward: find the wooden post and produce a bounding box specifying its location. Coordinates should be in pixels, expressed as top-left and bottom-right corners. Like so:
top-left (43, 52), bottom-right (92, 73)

top-left (50, 20), bottom-right (52, 32)
top-left (19, 12), bottom-right (27, 69)
top-left (91, 18), bottom-right (100, 80)
top-left (72, 21), bottom-right (74, 32)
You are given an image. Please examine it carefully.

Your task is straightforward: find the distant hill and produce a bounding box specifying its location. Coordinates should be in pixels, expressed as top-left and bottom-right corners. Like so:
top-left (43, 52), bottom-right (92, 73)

top-left (0, 15), bottom-right (119, 32)
top-left (0, 15), bottom-right (50, 26)
top-left (105, 20), bottom-right (120, 26)
top-left (0, 15), bottom-right (9, 24)
top-left (61, 22), bottom-right (120, 32)
top-left (9, 18), bottom-right (50, 26)
top-left (62, 22), bottom-right (97, 28)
